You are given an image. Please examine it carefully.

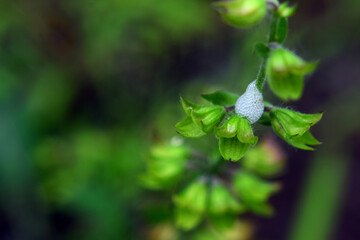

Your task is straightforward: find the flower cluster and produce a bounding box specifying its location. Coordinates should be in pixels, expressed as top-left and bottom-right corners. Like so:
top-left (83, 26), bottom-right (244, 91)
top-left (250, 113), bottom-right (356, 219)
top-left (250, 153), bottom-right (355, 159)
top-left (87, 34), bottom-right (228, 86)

top-left (141, 138), bottom-right (284, 231)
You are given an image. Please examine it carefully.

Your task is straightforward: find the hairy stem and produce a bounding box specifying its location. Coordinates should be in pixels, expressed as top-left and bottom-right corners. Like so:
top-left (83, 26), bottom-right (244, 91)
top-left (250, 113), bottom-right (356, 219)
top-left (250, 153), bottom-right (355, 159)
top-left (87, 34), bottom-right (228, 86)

top-left (256, 12), bottom-right (281, 92)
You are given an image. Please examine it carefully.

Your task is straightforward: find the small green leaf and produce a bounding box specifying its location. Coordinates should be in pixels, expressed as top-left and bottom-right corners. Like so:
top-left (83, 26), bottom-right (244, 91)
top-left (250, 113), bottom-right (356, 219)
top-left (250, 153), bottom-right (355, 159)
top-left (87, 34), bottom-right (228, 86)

top-left (176, 116), bottom-right (207, 138)
top-left (253, 42), bottom-right (270, 58)
top-left (201, 91), bottom-right (239, 106)
top-left (219, 137), bottom-right (249, 161)
top-left (276, 17), bottom-right (287, 44)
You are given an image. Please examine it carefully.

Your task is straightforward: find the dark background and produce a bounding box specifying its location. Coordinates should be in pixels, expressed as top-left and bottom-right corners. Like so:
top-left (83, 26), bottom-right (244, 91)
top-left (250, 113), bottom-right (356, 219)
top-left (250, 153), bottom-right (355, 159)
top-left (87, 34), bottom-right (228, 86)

top-left (0, 0), bottom-right (359, 239)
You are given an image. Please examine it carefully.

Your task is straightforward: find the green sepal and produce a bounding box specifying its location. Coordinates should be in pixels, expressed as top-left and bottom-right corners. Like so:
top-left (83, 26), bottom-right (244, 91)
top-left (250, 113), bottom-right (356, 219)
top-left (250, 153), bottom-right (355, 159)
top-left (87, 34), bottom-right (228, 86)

top-left (237, 117), bottom-right (258, 145)
top-left (175, 206), bottom-right (203, 231)
top-left (173, 179), bottom-right (208, 213)
top-left (254, 42), bottom-right (270, 59)
top-left (201, 91), bottom-right (239, 106)
top-left (277, 2), bottom-right (297, 18)
top-left (176, 116), bottom-right (207, 138)
top-left (178, 96), bottom-right (226, 134)
top-left (140, 144), bottom-right (190, 190)
top-left (212, 0), bottom-right (267, 28)
top-left (285, 131), bottom-right (321, 151)
top-left (180, 96), bottom-right (200, 115)
top-left (209, 182), bottom-right (245, 215)
top-left (215, 114), bottom-right (240, 138)
top-left (209, 214), bottom-right (237, 232)
top-left (191, 105), bottom-right (226, 133)
top-left (266, 48), bottom-right (318, 101)
top-left (233, 172), bottom-right (280, 216)
top-left (219, 137), bottom-right (250, 161)
top-left (241, 138), bottom-right (285, 177)
top-left (270, 108), bottom-right (323, 137)
top-left (270, 110), bottom-right (322, 150)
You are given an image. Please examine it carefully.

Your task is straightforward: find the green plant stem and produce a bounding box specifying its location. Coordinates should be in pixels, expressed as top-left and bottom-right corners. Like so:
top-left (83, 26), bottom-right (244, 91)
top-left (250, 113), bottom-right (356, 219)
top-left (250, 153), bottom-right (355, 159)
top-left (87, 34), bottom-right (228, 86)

top-left (255, 59), bottom-right (266, 91)
top-left (256, 13), bottom-right (281, 91)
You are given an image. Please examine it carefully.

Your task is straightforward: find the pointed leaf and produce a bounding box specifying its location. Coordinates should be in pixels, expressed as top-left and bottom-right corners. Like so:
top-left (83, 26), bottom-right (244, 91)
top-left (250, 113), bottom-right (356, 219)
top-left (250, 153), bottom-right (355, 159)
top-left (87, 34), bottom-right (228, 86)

top-left (176, 116), bottom-right (207, 138)
top-left (254, 42), bottom-right (270, 58)
top-left (201, 91), bottom-right (240, 106)
top-left (276, 17), bottom-right (288, 44)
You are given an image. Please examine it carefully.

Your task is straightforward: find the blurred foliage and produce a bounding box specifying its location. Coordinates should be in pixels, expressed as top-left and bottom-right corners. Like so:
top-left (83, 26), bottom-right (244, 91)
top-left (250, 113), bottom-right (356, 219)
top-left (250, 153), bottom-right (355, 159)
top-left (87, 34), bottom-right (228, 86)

top-left (0, 0), bottom-right (359, 239)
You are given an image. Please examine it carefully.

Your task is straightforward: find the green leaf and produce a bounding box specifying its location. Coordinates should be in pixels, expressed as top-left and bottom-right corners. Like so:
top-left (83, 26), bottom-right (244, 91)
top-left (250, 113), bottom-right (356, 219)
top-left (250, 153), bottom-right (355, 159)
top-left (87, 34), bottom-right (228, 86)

top-left (201, 91), bottom-right (239, 106)
top-left (219, 137), bottom-right (249, 161)
top-left (276, 17), bottom-right (287, 44)
top-left (253, 42), bottom-right (270, 58)
top-left (176, 116), bottom-right (207, 138)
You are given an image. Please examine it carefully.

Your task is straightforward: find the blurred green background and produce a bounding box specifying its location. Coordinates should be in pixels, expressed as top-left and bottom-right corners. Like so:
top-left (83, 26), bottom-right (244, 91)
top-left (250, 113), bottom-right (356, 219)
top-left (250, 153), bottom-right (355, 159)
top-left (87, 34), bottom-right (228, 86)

top-left (0, 0), bottom-right (360, 239)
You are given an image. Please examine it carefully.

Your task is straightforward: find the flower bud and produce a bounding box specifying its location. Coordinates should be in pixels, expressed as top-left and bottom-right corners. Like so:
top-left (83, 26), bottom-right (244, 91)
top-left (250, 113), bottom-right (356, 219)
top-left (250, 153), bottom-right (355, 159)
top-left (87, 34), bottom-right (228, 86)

top-left (213, 0), bottom-right (267, 28)
top-left (215, 114), bottom-right (258, 145)
top-left (140, 143), bottom-right (189, 189)
top-left (277, 2), bottom-right (297, 18)
top-left (270, 108), bottom-right (323, 150)
top-left (173, 178), bottom-right (208, 213)
top-left (209, 181), bottom-right (245, 215)
top-left (215, 113), bottom-right (258, 161)
top-left (242, 136), bottom-right (286, 177)
top-left (235, 80), bottom-right (264, 124)
top-left (178, 97), bottom-right (225, 134)
top-left (266, 48), bottom-right (318, 101)
top-left (233, 172), bottom-right (280, 215)
top-left (173, 178), bottom-right (208, 230)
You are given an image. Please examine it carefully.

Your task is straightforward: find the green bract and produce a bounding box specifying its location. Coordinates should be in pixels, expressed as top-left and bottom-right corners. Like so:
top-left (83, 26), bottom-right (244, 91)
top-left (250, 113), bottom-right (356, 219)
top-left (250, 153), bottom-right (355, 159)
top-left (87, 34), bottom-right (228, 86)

top-left (270, 108), bottom-right (323, 150)
top-left (176, 97), bottom-right (225, 137)
top-left (173, 179), bottom-right (208, 230)
top-left (233, 172), bottom-right (280, 215)
top-left (140, 143), bottom-right (189, 190)
top-left (216, 114), bottom-right (258, 161)
top-left (242, 137), bottom-right (286, 177)
top-left (277, 2), bottom-right (297, 18)
top-left (266, 48), bottom-right (318, 101)
top-left (213, 0), bottom-right (267, 28)
top-left (209, 181), bottom-right (245, 215)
